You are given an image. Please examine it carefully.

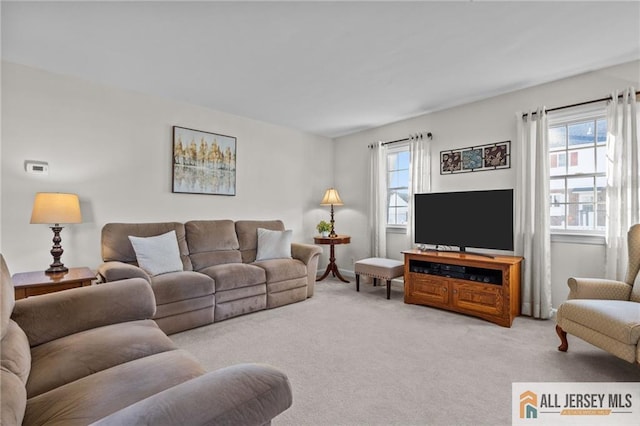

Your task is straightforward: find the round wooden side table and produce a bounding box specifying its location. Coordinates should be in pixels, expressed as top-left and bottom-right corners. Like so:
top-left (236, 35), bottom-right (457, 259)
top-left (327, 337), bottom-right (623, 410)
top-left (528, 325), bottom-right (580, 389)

top-left (314, 235), bottom-right (351, 283)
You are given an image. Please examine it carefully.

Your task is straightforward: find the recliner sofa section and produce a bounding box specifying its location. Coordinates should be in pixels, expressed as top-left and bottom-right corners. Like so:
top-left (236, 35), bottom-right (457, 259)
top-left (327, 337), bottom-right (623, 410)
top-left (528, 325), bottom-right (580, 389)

top-left (1, 254), bottom-right (293, 425)
top-left (98, 220), bottom-right (322, 334)
top-left (99, 222), bottom-right (216, 335)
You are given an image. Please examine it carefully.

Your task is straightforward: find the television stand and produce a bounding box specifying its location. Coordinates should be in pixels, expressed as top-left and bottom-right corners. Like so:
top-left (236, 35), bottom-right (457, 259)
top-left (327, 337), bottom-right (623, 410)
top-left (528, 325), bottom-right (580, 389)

top-left (403, 249), bottom-right (522, 327)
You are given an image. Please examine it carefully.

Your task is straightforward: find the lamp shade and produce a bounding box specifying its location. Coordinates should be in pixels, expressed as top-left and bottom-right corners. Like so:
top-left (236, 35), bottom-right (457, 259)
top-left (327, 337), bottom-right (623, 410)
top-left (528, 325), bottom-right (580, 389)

top-left (30, 193), bottom-right (82, 225)
top-left (320, 188), bottom-right (344, 206)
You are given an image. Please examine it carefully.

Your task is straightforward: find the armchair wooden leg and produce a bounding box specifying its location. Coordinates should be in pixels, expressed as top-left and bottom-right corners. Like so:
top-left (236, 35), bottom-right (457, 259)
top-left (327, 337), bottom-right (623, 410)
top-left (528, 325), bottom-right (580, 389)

top-left (556, 324), bottom-right (568, 352)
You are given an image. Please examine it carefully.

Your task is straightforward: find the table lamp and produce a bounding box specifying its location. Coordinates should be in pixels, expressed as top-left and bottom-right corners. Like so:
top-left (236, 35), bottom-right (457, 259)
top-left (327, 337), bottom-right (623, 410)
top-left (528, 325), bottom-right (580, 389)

top-left (320, 188), bottom-right (343, 238)
top-left (30, 192), bottom-right (82, 273)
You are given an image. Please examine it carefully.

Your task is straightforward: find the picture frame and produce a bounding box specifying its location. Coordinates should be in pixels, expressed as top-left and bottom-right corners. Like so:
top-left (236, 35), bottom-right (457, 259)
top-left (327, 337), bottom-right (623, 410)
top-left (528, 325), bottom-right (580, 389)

top-left (440, 141), bottom-right (510, 174)
top-left (172, 126), bottom-right (237, 195)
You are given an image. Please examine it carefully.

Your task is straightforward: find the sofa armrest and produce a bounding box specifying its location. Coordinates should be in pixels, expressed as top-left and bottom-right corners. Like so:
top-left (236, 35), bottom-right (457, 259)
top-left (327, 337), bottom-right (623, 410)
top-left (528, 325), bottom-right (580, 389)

top-left (291, 243), bottom-right (322, 265)
top-left (567, 277), bottom-right (632, 300)
top-left (11, 278), bottom-right (156, 347)
top-left (97, 261), bottom-right (150, 283)
top-left (91, 363), bottom-right (293, 426)
top-left (292, 243), bottom-right (322, 297)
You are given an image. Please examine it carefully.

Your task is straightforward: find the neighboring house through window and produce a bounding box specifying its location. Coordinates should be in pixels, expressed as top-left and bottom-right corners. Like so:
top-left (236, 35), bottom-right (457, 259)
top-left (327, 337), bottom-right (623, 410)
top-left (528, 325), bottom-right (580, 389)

top-left (548, 107), bottom-right (606, 235)
top-left (386, 144), bottom-right (410, 227)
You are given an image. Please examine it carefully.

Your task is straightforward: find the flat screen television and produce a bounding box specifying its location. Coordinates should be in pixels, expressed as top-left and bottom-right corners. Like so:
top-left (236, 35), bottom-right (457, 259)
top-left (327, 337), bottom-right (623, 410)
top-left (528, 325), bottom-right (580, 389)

top-left (414, 189), bottom-right (514, 252)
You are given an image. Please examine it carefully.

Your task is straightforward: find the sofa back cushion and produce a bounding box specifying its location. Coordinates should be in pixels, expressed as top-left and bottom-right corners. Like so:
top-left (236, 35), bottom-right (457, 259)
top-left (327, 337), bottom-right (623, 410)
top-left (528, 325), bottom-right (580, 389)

top-left (102, 223), bottom-right (193, 271)
top-left (1, 367), bottom-right (26, 426)
top-left (236, 220), bottom-right (285, 263)
top-left (1, 255), bottom-right (14, 341)
top-left (185, 220), bottom-right (242, 270)
top-left (1, 320), bottom-right (31, 384)
top-left (1, 320), bottom-right (31, 425)
top-left (1, 256), bottom-right (29, 425)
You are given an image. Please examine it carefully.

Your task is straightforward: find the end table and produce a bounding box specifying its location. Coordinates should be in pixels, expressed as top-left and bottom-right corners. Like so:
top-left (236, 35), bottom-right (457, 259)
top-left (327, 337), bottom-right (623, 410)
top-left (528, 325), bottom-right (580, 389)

top-left (12, 267), bottom-right (96, 300)
top-left (314, 235), bottom-right (351, 283)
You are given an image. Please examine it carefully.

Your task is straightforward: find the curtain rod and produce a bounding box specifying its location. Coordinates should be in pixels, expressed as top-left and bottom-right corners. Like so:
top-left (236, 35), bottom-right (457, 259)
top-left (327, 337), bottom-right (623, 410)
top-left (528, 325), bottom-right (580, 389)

top-left (523, 90), bottom-right (640, 118)
top-left (380, 132), bottom-right (433, 146)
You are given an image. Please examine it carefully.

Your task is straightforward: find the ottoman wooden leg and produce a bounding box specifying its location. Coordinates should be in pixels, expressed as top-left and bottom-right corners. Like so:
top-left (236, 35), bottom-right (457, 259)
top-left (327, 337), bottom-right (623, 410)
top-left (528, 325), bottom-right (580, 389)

top-left (386, 280), bottom-right (391, 299)
top-left (356, 274), bottom-right (360, 292)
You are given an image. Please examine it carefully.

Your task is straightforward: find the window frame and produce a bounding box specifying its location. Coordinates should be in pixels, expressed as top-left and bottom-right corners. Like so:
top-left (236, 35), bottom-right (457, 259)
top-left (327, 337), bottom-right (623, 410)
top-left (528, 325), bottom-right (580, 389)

top-left (547, 104), bottom-right (607, 241)
top-left (385, 143), bottom-right (410, 231)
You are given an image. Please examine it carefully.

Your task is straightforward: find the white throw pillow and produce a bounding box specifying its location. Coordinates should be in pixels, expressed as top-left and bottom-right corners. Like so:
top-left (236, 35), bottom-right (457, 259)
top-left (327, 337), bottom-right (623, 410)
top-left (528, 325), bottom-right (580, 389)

top-left (128, 230), bottom-right (184, 276)
top-left (256, 228), bottom-right (292, 261)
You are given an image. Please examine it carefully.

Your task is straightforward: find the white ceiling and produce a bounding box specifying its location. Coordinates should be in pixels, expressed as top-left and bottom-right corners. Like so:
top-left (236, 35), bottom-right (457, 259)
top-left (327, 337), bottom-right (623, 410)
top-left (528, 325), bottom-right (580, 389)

top-left (2, 1), bottom-right (640, 138)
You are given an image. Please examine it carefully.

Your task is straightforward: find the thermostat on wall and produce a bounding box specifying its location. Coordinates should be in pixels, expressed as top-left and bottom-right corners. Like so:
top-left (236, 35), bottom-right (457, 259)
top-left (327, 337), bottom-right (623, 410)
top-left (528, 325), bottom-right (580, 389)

top-left (25, 161), bottom-right (49, 175)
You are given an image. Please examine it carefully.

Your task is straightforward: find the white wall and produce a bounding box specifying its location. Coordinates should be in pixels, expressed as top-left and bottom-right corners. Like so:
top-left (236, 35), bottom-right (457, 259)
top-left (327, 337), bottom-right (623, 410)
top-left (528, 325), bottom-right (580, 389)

top-left (333, 60), bottom-right (640, 308)
top-left (1, 62), bottom-right (333, 272)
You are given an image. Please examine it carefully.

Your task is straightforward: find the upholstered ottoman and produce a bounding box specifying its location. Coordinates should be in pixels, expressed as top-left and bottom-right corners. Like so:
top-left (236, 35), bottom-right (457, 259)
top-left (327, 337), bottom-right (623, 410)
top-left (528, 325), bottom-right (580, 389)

top-left (354, 257), bottom-right (405, 299)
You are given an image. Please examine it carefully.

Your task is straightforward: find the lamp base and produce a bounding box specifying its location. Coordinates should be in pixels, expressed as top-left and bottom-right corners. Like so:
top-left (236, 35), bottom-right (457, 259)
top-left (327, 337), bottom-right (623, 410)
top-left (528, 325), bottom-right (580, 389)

top-left (45, 224), bottom-right (68, 274)
top-left (46, 264), bottom-right (68, 274)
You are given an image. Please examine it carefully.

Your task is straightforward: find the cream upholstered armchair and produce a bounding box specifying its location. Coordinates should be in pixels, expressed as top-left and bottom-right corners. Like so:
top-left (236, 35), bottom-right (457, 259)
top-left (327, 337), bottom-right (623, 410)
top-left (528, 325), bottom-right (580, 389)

top-left (556, 224), bottom-right (640, 364)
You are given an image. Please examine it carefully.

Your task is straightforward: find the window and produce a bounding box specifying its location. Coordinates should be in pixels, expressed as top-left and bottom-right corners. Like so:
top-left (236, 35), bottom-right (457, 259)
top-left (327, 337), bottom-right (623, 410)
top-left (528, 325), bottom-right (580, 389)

top-left (548, 109), bottom-right (606, 234)
top-left (386, 145), bottom-right (410, 226)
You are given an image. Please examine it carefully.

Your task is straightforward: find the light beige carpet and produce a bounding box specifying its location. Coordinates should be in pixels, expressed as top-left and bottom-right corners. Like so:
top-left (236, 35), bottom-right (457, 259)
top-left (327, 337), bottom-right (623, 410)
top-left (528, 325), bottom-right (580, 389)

top-left (171, 277), bottom-right (640, 425)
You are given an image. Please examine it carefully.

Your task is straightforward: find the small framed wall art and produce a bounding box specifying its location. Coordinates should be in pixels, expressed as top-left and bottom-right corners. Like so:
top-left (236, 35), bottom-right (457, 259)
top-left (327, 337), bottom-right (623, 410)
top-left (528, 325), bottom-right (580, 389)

top-left (172, 126), bottom-right (237, 195)
top-left (440, 140), bottom-right (510, 174)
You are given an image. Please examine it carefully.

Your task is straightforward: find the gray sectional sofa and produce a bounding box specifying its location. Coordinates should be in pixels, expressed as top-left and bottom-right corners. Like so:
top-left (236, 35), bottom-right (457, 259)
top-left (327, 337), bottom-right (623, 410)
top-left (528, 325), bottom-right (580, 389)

top-left (98, 220), bottom-right (322, 334)
top-left (1, 254), bottom-right (293, 425)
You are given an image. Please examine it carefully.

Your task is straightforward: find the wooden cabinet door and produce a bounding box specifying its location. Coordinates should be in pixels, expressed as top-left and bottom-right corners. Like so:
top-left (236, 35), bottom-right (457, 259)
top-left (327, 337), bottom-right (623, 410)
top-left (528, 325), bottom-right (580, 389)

top-left (406, 274), bottom-right (449, 306)
top-left (451, 282), bottom-right (503, 316)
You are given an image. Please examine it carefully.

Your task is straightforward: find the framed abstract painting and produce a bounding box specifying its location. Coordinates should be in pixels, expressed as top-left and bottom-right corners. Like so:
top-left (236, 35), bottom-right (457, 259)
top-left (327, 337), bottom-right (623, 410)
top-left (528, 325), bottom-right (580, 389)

top-left (172, 126), bottom-right (237, 195)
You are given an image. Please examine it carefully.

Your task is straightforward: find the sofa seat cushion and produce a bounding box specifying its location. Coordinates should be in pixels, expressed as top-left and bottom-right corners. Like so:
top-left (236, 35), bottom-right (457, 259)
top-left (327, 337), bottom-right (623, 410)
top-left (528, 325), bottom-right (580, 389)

top-left (558, 299), bottom-right (640, 345)
top-left (200, 263), bottom-right (266, 292)
top-left (24, 350), bottom-right (205, 426)
top-left (150, 271), bottom-right (214, 305)
top-left (253, 258), bottom-right (307, 284)
top-left (26, 320), bottom-right (177, 398)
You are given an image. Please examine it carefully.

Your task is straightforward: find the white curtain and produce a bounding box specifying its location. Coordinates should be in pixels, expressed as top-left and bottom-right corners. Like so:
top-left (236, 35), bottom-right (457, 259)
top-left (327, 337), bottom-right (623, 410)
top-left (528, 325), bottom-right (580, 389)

top-left (369, 141), bottom-right (387, 257)
top-left (515, 108), bottom-right (552, 319)
top-left (605, 87), bottom-right (639, 280)
top-left (409, 133), bottom-right (431, 245)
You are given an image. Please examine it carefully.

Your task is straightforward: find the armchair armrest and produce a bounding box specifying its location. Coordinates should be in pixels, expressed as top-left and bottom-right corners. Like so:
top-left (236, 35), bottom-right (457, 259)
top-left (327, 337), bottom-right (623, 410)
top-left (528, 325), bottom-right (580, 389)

top-left (292, 243), bottom-right (323, 297)
top-left (11, 278), bottom-right (156, 347)
top-left (91, 363), bottom-right (293, 426)
top-left (567, 277), bottom-right (632, 300)
top-left (97, 261), bottom-right (150, 283)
